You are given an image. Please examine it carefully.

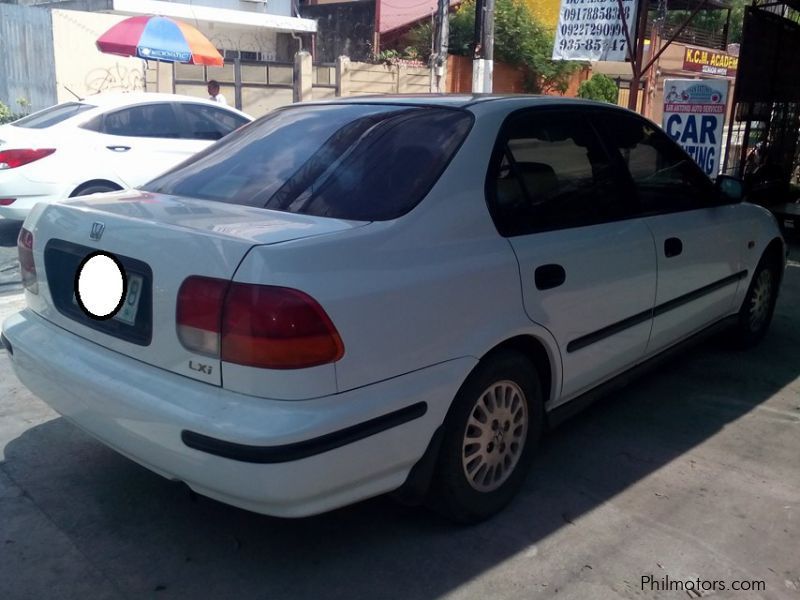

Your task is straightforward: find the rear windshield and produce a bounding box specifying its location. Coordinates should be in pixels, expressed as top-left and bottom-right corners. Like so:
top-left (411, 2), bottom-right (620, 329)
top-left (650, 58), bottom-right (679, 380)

top-left (13, 102), bottom-right (96, 129)
top-left (143, 104), bottom-right (473, 221)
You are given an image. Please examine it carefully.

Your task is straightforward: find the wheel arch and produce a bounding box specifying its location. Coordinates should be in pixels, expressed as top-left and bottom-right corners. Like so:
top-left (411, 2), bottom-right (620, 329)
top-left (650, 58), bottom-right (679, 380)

top-left (762, 236), bottom-right (786, 283)
top-left (480, 334), bottom-right (557, 408)
top-left (70, 179), bottom-right (124, 197)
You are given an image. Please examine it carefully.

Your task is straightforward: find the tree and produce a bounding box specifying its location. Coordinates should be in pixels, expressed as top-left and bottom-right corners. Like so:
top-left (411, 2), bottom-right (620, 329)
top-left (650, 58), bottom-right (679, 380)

top-left (577, 73), bottom-right (619, 103)
top-left (403, 0), bottom-right (580, 93)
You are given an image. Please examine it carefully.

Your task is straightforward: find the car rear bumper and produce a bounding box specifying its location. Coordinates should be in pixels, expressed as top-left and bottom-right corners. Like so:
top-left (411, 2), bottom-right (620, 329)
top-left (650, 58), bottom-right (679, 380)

top-left (0, 176), bottom-right (70, 220)
top-left (2, 308), bottom-right (473, 517)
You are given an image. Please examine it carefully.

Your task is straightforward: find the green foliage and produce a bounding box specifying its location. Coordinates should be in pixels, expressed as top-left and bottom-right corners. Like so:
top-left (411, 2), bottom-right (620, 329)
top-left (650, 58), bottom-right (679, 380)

top-left (662, 0), bottom-right (746, 45)
top-left (0, 98), bottom-right (29, 125)
top-left (577, 73), bottom-right (619, 103)
top-left (404, 0), bottom-right (580, 93)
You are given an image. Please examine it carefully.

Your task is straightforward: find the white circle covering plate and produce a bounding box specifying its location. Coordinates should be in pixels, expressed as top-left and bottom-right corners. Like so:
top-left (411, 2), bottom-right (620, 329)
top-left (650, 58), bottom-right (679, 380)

top-left (77, 254), bottom-right (125, 318)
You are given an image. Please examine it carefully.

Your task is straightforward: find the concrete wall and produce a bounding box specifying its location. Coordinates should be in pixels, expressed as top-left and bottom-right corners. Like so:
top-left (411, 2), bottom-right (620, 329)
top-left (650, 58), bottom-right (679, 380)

top-left (338, 60), bottom-right (430, 96)
top-left (51, 9), bottom-right (147, 102)
top-left (0, 4), bottom-right (57, 112)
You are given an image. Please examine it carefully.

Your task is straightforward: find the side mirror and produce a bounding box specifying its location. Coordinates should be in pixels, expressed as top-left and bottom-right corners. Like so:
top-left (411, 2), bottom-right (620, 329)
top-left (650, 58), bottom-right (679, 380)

top-left (716, 175), bottom-right (744, 203)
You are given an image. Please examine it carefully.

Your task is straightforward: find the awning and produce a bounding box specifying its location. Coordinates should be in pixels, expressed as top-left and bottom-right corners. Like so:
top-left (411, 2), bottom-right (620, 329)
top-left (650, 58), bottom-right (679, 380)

top-left (111, 0), bottom-right (316, 34)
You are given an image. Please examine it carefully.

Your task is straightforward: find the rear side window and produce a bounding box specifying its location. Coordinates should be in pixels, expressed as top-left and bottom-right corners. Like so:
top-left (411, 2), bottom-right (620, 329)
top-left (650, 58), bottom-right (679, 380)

top-left (595, 112), bottom-right (715, 214)
top-left (12, 102), bottom-right (95, 129)
top-left (178, 103), bottom-right (249, 140)
top-left (488, 110), bottom-right (633, 235)
top-left (92, 103), bottom-right (182, 139)
top-left (144, 104), bottom-right (473, 221)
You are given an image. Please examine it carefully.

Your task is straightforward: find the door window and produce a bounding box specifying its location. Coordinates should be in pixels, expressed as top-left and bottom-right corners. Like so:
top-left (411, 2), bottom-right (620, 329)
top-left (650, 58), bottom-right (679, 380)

top-left (178, 103), bottom-right (249, 140)
top-left (97, 103), bottom-right (182, 139)
top-left (487, 110), bottom-right (632, 236)
top-left (596, 112), bottom-right (716, 214)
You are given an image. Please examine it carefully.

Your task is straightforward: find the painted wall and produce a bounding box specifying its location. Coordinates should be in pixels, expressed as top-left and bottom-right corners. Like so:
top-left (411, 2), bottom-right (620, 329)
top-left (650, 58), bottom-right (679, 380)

top-left (51, 9), bottom-right (147, 102)
top-left (525, 0), bottom-right (560, 30)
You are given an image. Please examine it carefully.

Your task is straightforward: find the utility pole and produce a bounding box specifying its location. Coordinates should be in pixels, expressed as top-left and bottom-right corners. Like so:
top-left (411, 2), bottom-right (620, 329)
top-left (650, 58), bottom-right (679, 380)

top-left (472, 0), bottom-right (495, 93)
top-left (432, 0), bottom-right (449, 93)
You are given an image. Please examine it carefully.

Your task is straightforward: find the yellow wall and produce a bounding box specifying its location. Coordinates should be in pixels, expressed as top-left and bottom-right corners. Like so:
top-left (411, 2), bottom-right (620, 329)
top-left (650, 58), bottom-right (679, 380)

top-left (525, 0), bottom-right (561, 30)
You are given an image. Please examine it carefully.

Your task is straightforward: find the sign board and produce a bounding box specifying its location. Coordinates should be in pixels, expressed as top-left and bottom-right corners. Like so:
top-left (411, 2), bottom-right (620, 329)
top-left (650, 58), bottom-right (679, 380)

top-left (663, 78), bottom-right (729, 177)
top-left (552, 0), bottom-right (637, 62)
top-left (682, 46), bottom-right (739, 78)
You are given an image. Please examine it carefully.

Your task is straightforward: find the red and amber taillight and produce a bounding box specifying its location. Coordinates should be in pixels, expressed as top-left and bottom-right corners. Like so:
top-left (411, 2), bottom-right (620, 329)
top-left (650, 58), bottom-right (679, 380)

top-left (176, 276), bottom-right (344, 370)
top-left (17, 227), bottom-right (37, 294)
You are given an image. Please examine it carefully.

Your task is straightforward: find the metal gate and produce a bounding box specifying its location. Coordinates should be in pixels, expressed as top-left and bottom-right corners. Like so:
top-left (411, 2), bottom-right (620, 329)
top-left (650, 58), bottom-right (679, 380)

top-left (172, 58), bottom-right (294, 117)
top-left (723, 2), bottom-right (800, 203)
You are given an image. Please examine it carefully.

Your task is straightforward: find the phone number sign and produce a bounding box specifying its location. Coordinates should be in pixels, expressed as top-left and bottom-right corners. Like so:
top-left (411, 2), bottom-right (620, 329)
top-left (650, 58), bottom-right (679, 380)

top-left (553, 0), bottom-right (637, 62)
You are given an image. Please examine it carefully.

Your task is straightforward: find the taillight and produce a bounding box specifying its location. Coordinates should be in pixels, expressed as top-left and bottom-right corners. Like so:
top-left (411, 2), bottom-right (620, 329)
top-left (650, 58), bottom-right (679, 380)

top-left (0, 199), bottom-right (15, 206)
top-left (0, 149), bottom-right (56, 170)
top-left (17, 227), bottom-right (37, 294)
top-left (176, 276), bottom-right (344, 370)
top-left (176, 276), bottom-right (228, 356)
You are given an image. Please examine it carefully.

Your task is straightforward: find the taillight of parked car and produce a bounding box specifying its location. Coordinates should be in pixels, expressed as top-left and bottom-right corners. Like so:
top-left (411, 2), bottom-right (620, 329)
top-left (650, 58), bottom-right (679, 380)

top-left (0, 149), bottom-right (56, 170)
top-left (0, 199), bottom-right (16, 206)
top-left (176, 276), bottom-right (344, 369)
top-left (17, 227), bottom-right (37, 294)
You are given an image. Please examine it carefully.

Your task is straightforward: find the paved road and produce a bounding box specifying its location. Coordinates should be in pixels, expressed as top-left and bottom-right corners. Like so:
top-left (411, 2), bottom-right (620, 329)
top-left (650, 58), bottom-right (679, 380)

top-left (0, 241), bottom-right (798, 600)
top-left (0, 219), bottom-right (21, 290)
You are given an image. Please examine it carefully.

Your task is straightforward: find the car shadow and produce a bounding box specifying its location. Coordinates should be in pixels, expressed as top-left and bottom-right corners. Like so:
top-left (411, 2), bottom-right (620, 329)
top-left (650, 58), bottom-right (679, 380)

top-left (0, 219), bottom-right (21, 248)
top-left (1, 242), bottom-right (798, 599)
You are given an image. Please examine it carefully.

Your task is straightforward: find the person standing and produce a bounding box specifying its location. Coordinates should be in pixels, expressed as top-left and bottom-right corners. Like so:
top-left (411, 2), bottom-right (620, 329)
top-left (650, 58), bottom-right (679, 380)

top-left (207, 80), bottom-right (227, 105)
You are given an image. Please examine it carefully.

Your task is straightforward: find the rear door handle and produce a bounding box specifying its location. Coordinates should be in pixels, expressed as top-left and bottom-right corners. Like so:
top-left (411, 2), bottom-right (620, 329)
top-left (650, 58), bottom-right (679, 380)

top-left (106, 145), bottom-right (131, 152)
top-left (664, 237), bottom-right (683, 258)
top-left (535, 264), bottom-right (566, 290)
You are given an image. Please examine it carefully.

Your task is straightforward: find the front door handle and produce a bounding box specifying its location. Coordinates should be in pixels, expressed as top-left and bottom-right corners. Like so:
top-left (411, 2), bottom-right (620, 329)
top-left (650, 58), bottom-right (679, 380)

top-left (106, 145), bottom-right (131, 152)
top-left (664, 237), bottom-right (683, 258)
top-left (535, 264), bottom-right (566, 290)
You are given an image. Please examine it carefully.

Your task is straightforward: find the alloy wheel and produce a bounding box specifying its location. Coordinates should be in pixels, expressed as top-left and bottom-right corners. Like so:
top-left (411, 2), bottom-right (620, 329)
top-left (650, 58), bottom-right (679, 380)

top-left (461, 380), bottom-right (528, 493)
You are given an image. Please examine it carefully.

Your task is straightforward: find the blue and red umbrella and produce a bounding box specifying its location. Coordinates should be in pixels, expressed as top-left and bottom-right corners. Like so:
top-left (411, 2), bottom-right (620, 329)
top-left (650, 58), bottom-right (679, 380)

top-left (96, 15), bottom-right (223, 66)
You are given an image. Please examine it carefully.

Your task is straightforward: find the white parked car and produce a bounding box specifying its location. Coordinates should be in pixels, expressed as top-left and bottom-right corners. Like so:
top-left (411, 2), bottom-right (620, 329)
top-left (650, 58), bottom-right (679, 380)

top-left (1, 97), bottom-right (786, 522)
top-left (0, 93), bottom-right (251, 221)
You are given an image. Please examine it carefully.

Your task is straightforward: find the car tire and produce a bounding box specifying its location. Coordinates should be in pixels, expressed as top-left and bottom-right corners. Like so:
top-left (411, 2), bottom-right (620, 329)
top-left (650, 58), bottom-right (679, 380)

top-left (733, 256), bottom-right (780, 347)
top-left (70, 183), bottom-right (120, 197)
top-left (428, 350), bottom-right (544, 523)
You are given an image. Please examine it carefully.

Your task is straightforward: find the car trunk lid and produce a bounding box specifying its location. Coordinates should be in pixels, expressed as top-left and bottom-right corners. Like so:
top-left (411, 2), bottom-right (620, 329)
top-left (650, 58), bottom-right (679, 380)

top-left (25, 190), bottom-right (365, 386)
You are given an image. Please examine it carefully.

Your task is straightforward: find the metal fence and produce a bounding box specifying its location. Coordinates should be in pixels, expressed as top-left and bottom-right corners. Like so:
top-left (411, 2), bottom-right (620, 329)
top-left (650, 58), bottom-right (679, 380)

top-left (0, 4), bottom-right (58, 112)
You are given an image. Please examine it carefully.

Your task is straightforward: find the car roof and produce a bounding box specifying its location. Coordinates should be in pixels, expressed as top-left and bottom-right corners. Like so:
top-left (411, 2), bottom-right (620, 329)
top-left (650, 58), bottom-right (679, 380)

top-left (301, 94), bottom-right (632, 111)
top-left (75, 92), bottom-right (252, 118)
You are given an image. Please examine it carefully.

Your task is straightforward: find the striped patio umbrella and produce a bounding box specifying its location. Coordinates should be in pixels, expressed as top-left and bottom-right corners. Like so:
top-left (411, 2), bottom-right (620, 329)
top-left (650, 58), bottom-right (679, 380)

top-left (96, 15), bottom-right (223, 66)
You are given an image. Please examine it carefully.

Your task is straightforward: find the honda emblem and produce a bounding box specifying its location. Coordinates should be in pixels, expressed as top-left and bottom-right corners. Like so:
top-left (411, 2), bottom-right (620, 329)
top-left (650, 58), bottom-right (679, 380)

top-left (90, 222), bottom-right (105, 241)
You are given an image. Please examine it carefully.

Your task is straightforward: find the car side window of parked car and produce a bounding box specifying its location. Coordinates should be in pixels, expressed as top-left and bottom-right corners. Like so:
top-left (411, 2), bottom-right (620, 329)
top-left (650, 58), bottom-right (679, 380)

top-left (85, 103), bottom-right (182, 139)
top-left (594, 111), bottom-right (717, 215)
top-left (178, 103), bottom-right (249, 140)
top-left (486, 109), bottom-right (635, 236)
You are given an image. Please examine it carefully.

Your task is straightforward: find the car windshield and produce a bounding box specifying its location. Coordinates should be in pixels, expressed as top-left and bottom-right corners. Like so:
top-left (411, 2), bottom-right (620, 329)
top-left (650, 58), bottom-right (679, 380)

top-left (12, 102), bottom-right (96, 129)
top-left (143, 104), bottom-right (473, 221)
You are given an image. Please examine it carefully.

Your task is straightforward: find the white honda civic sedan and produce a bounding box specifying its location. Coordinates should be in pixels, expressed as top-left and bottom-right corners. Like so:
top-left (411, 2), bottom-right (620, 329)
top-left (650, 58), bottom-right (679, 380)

top-left (1, 96), bottom-right (785, 522)
top-left (0, 93), bottom-right (251, 221)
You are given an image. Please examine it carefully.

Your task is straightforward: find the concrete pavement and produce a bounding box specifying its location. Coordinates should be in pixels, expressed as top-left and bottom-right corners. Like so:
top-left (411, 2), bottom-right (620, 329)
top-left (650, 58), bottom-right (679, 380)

top-left (0, 243), bottom-right (798, 600)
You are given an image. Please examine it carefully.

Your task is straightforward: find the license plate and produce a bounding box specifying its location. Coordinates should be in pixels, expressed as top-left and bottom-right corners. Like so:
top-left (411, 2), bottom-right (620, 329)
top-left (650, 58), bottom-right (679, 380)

top-left (72, 272), bottom-right (143, 325)
top-left (115, 273), bottom-right (143, 325)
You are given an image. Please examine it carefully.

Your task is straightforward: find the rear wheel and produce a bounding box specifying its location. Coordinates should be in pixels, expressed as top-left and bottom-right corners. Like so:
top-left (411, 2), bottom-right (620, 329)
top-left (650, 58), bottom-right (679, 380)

top-left (734, 258), bottom-right (780, 347)
top-left (429, 351), bottom-right (544, 523)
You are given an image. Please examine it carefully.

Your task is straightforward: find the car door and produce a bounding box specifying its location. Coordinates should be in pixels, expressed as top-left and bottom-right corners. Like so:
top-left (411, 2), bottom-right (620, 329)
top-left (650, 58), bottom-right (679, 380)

top-left (594, 111), bottom-right (747, 357)
top-left (487, 109), bottom-right (658, 403)
top-left (86, 102), bottom-right (198, 187)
